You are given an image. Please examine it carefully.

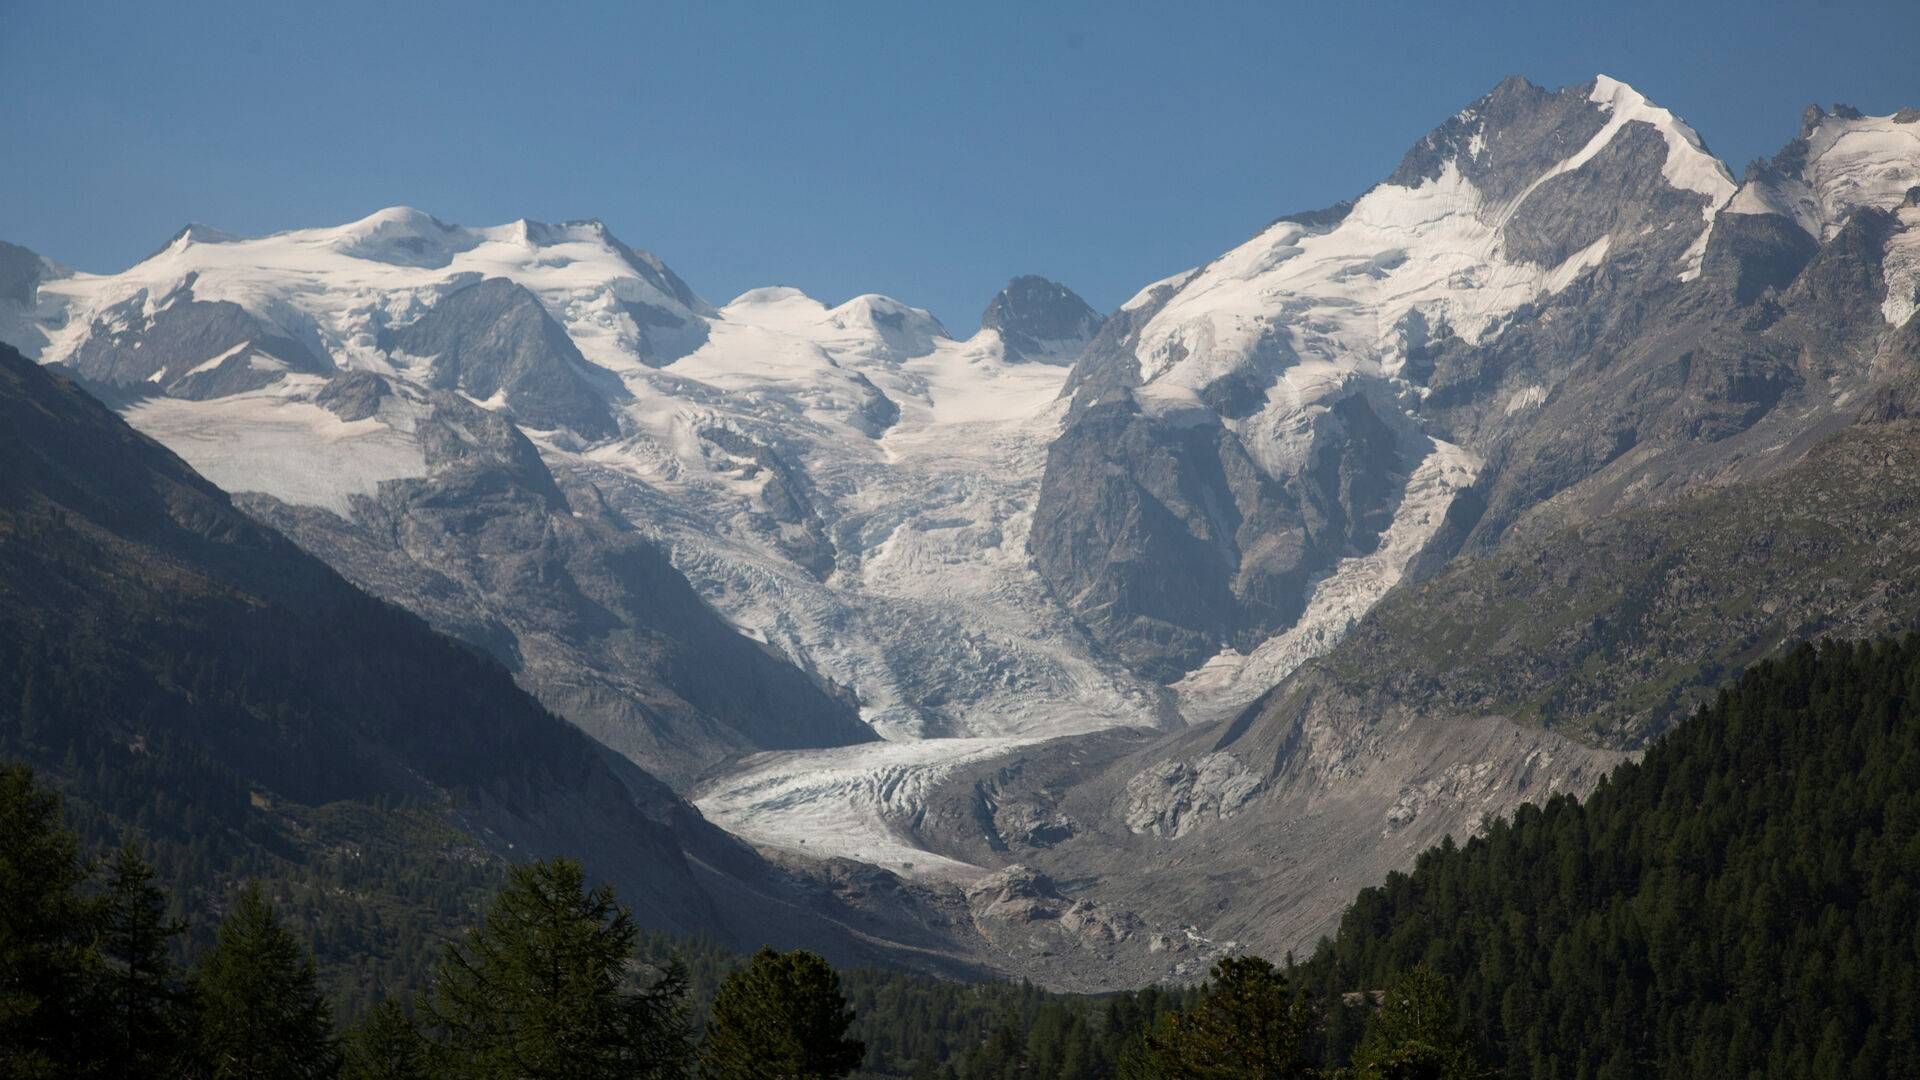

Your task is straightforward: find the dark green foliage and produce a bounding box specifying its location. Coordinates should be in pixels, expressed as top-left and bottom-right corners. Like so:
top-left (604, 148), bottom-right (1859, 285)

top-left (1348, 967), bottom-right (1480, 1080)
top-left (192, 882), bottom-right (340, 1079)
top-left (1303, 636), bottom-right (1920, 1078)
top-left (340, 999), bottom-right (430, 1080)
top-left (0, 761), bottom-right (96, 1078)
top-left (427, 858), bottom-right (692, 1080)
top-left (700, 947), bottom-right (864, 1079)
top-left (94, 842), bottom-right (192, 1077)
top-left (633, 929), bottom-right (1192, 1079)
top-left (1120, 956), bottom-right (1313, 1079)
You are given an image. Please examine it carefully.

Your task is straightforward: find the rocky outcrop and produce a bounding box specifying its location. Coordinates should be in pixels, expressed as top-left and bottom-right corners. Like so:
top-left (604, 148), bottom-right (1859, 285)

top-left (979, 276), bottom-right (1104, 364)
top-left (695, 424), bottom-right (838, 577)
top-left (62, 278), bottom-right (330, 399)
top-left (1122, 751), bottom-right (1262, 838)
top-left (0, 241), bottom-right (48, 307)
top-left (1032, 385), bottom-right (1412, 682)
top-left (390, 276), bottom-right (624, 439)
top-left (0, 242), bottom-right (61, 360)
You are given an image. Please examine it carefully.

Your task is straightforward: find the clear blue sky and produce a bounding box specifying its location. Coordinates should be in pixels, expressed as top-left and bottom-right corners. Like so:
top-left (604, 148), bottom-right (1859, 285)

top-left (4, 0), bottom-right (1917, 326)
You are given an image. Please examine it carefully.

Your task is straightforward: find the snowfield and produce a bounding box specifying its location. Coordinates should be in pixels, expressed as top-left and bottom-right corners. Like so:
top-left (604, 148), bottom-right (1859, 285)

top-left (1727, 107), bottom-right (1920, 242)
top-left (122, 376), bottom-right (431, 515)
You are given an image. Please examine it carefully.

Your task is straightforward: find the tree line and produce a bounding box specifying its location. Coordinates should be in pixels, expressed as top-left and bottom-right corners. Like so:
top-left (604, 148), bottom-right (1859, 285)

top-left (2, 757), bottom-right (1480, 1079)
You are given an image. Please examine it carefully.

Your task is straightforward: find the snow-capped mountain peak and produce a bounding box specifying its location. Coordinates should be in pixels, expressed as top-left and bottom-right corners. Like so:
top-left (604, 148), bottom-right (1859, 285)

top-left (161, 222), bottom-right (245, 250)
top-left (323, 205), bottom-right (478, 267)
top-left (1118, 73), bottom-right (1739, 420)
top-left (1727, 104), bottom-right (1920, 241)
top-left (32, 208), bottom-right (714, 393)
top-left (1038, 74), bottom-right (1765, 705)
top-left (824, 294), bottom-right (948, 361)
top-left (715, 286), bottom-right (948, 364)
top-left (1583, 75), bottom-right (1736, 205)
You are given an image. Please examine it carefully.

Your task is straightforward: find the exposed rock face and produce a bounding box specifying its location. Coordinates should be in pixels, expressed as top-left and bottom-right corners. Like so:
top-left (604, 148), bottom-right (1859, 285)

top-left (979, 276), bottom-right (1104, 364)
top-left (1387, 75), bottom-right (1611, 198)
top-left (695, 424), bottom-right (837, 578)
top-left (242, 373), bottom-right (872, 786)
top-left (0, 241), bottom-right (48, 307)
top-left (1033, 388), bottom-right (1411, 682)
top-left (1122, 751), bottom-right (1262, 838)
top-left (390, 276), bottom-right (624, 439)
top-left (1499, 120), bottom-right (1712, 266)
top-left (0, 241), bottom-right (62, 359)
top-left (62, 278), bottom-right (331, 399)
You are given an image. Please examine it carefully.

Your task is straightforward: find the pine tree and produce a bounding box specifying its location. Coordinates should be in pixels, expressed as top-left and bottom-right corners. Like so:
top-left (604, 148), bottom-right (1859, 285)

top-left (1349, 967), bottom-right (1482, 1079)
top-left (1121, 956), bottom-right (1312, 1079)
top-left (699, 947), bottom-right (864, 1080)
top-left (0, 760), bottom-right (97, 1079)
top-left (94, 842), bottom-right (190, 1078)
top-left (192, 882), bottom-right (340, 1080)
top-left (427, 858), bottom-right (690, 1080)
top-left (341, 998), bottom-right (430, 1080)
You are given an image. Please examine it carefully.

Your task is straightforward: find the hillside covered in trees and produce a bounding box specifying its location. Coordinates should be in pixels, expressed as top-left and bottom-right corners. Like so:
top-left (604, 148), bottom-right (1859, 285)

top-left (1304, 636), bottom-right (1920, 1077)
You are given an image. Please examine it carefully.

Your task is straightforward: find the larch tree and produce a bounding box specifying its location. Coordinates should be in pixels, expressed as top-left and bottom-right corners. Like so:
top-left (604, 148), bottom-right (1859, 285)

top-left (427, 857), bottom-right (691, 1080)
top-left (0, 761), bottom-right (97, 1079)
top-left (699, 947), bottom-right (864, 1080)
top-left (192, 882), bottom-right (340, 1080)
top-left (94, 842), bottom-right (191, 1077)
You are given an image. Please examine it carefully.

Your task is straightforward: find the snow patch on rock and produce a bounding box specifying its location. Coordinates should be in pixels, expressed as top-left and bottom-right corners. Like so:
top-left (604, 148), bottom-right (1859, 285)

top-left (1883, 205), bottom-right (1920, 327)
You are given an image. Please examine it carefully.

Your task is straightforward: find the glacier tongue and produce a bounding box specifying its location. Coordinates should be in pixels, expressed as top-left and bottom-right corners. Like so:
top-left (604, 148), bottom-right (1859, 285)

top-left (694, 737), bottom-right (1049, 880)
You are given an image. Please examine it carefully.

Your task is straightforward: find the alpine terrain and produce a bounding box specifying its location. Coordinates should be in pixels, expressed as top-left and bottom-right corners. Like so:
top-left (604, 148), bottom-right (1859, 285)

top-left (5, 74), bottom-right (1920, 988)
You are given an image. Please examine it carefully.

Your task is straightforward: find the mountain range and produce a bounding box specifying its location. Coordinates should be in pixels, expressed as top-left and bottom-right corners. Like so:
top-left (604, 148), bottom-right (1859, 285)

top-left (3, 74), bottom-right (1918, 988)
